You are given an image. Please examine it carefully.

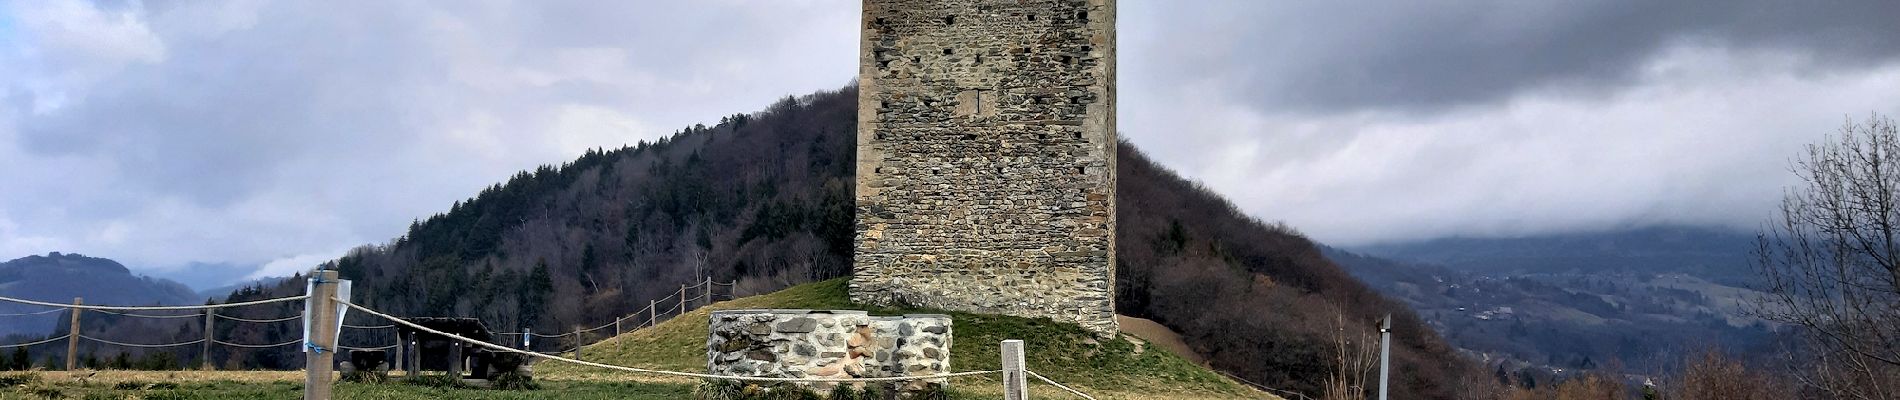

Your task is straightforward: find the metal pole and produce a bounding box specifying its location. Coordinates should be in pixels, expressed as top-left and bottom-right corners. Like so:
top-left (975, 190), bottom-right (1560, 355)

top-left (305, 270), bottom-right (340, 400)
top-left (66, 297), bottom-right (81, 371)
top-left (202, 310), bottom-right (216, 370)
top-left (1002, 339), bottom-right (1028, 400)
top-left (1378, 314), bottom-right (1391, 400)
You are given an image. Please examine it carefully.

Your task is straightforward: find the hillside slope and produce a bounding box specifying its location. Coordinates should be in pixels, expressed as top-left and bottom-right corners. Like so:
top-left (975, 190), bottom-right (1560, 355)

top-left (0, 253), bottom-right (199, 338)
top-left (545, 279), bottom-right (1267, 399)
top-left (45, 86), bottom-right (1479, 398)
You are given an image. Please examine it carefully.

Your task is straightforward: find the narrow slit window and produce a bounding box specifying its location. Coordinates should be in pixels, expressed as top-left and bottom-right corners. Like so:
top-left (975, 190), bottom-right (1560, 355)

top-left (944, 48), bottom-right (953, 55)
top-left (944, 15), bottom-right (955, 25)
top-left (1077, 11), bottom-right (1088, 22)
top-left (1027, 14), bottom-right (1036, 21)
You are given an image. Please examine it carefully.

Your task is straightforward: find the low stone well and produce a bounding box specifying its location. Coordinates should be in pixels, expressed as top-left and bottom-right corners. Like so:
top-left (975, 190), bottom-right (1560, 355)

top-left (707, 309), bottom-right (951, 393)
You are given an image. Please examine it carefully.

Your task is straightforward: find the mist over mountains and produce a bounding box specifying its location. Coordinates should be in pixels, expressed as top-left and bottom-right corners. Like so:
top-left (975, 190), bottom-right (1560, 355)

top-left (0, 252), bottom-right (199, 337)
top-left (1333, 225), bottom-right (1781, 378)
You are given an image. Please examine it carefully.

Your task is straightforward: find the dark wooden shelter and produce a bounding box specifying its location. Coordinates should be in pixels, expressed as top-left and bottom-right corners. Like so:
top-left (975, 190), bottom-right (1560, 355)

top-left (396, 317), bottom-right (499, 378)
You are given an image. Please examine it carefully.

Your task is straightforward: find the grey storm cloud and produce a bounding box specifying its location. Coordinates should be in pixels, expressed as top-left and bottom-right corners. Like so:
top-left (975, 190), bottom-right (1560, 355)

top-left (1137, 1), bottom-right (1900, 113)
top-left (2, 1), bottom-right (1899, 285)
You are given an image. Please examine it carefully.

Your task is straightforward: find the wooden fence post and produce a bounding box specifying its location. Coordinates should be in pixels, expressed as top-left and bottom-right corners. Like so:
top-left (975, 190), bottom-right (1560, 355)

top-left (1002, 339), bottom-right (1028, 400)
top-left (304, 270), bottom-right (340, 400)
top-left (703, 277), bottom-right (712, 307)
top-left (678, 284), bottom-right (687, 311)
top-left (393, 330), bottom-right (405, 374)
top-left (66, 297), bottom-right (81, 371)
top-left (201, 310), bottom-right (215, 370)
top-left (648, 300), bottom-right (658, 328)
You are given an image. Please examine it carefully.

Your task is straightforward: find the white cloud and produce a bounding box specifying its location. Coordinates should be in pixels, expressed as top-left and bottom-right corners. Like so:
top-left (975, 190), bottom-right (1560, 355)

top-left (1128, 45), bottom-right (1900, 245)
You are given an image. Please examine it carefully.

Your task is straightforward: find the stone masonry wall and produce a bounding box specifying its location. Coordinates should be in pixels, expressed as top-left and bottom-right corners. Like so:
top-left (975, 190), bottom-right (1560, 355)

top-left (707, 310), bottom-right (952, 393)
top-left (853, 0), bottom-right (1119, 336)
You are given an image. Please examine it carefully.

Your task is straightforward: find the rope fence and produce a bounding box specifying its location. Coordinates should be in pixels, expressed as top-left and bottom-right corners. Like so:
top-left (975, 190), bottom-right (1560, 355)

top-left (79, 334), bottom-right (204, 349)
top-left (0, 308), bottom-right (66, 317)
top-left (91, 309), bottom-right (204, 319)
top-left (214, 313), bottom-right (302, 323)
top-left (210, 338), bottom-right (304, 349)
top-left (0, 294), bottom-right (308, 311)
top-left (0, 334), bottom-right (70, 348)
top-left (344, 298), bottom-right (1003, 383)
top-left (1027, 369), bottom-right (1099, 400)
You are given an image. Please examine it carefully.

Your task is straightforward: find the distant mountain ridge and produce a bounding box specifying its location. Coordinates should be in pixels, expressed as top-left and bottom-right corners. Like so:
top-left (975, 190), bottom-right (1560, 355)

top-left (1353, 225), bottom-right (1757, 284)
top-left (0, 252), bottom-right (200, 337)
top-left (1330, 226), bottom-right (1781, 378)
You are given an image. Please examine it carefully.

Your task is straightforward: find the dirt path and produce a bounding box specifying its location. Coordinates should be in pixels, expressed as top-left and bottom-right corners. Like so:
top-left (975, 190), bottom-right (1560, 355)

top-left (1116, 314), bottom-right (1206, 365)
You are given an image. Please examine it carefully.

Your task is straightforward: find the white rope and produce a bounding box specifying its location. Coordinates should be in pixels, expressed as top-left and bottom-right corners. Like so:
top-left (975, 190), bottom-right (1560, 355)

top-left (91, 309), bottom-right (204, 319)
top-left (1027, 369), bottom-right (1099, 400)
top-left (214, 313), bottom-right (302, 323)
top-left (711, 280), bottom-right (736, 286)
top-left (0, 334), bottom-right (71, 348)
top-left (0, 294), bottom-right (309, 311)
top-left (0, 308), bottom-right (66, 317)
top-left (341, 299), bottom-right (1000, 383)
top-left (341, 344), bottom-right (399, 351)
top-left (81, 334), bottom-right (204, 348)
top-left (212, 338), bottom-right (303, 348)
top-left (342, 323), bottom-right (395, 329)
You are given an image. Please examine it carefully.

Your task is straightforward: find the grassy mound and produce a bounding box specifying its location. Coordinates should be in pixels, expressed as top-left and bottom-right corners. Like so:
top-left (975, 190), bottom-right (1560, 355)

top-left (541, 279), bottom-right (1272, 399)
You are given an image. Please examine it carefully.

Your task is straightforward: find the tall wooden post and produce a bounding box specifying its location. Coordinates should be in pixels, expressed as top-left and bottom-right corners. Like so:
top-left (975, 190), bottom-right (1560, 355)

top-left (678, 284), bottom-right (687, 311)
top-left (304, 270), bottom-right (340, 400)
top-left (1002, 339), bottom-right (1028, 400)
top-left (572, 328), bottom-right (583, 361)
top-left (703, 277), bottom-right (713, 306)
top-left (201, 310), bottom-right (216, 370)
top-left (404, 331), bottom-right (419, 377)
top-left (65, 297), bottom-right (81, 371)
top-left (447, 342), bottom-right (463, 378)
top-left (393, 330), bottom-right (405, 374)
top-left (648, 300), bottom-right (658, 328)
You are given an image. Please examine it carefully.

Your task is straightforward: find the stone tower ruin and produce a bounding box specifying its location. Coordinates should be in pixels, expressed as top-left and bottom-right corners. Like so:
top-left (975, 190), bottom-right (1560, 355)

top-left (853, 0), bottom-right (1117, 335)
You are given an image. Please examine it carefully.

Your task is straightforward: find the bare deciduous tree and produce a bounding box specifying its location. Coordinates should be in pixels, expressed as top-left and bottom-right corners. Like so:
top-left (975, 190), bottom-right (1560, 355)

top-left (1753, 114), bottom-right (1900, 400)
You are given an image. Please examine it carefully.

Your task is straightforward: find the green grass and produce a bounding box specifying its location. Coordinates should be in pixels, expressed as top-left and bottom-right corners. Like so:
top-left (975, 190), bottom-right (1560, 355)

top-left (547, 279), bottom-right (1266, 399)
top-left (0, 280), bottom-right (1270, 399)
top-left (0, 373), bottom-right (691, 399)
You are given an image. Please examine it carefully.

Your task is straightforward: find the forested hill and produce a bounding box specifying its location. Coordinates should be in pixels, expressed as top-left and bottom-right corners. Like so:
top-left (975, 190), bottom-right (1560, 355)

top-left (76, 86), bottom-right (1477, 398)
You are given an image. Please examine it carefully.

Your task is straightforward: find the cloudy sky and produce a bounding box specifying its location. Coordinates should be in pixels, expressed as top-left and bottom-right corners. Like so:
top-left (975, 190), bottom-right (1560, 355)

top-left (2, 1), bottom-right (1897, 287)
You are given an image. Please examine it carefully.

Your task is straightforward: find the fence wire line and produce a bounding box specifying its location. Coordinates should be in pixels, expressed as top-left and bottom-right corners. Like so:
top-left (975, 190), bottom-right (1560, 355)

top-left (0, 308), bottom-right (66, 317)
top-left (341, 344), bottom-right (399, 351)
top-left (492, 279), bottom-right (732, 336)
top-left (342, 323), bottom-right (394, 329)
top-left (0, 294), bottom-right (309, 311)
top-left (212, 338), bottom-right (303, 348)
top-left (80, 334), bottom-right (204, 348)
top-left (342, 299), bottom-right (1000, 383)
top-left (1026, 369), bottom-right (1099, 400)
top-left (214, 313), bottom-right (303, 323)
top-left (0, 334), bottom-right (71, 348)
top-left (91, 309), bottom-right (204, 319)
